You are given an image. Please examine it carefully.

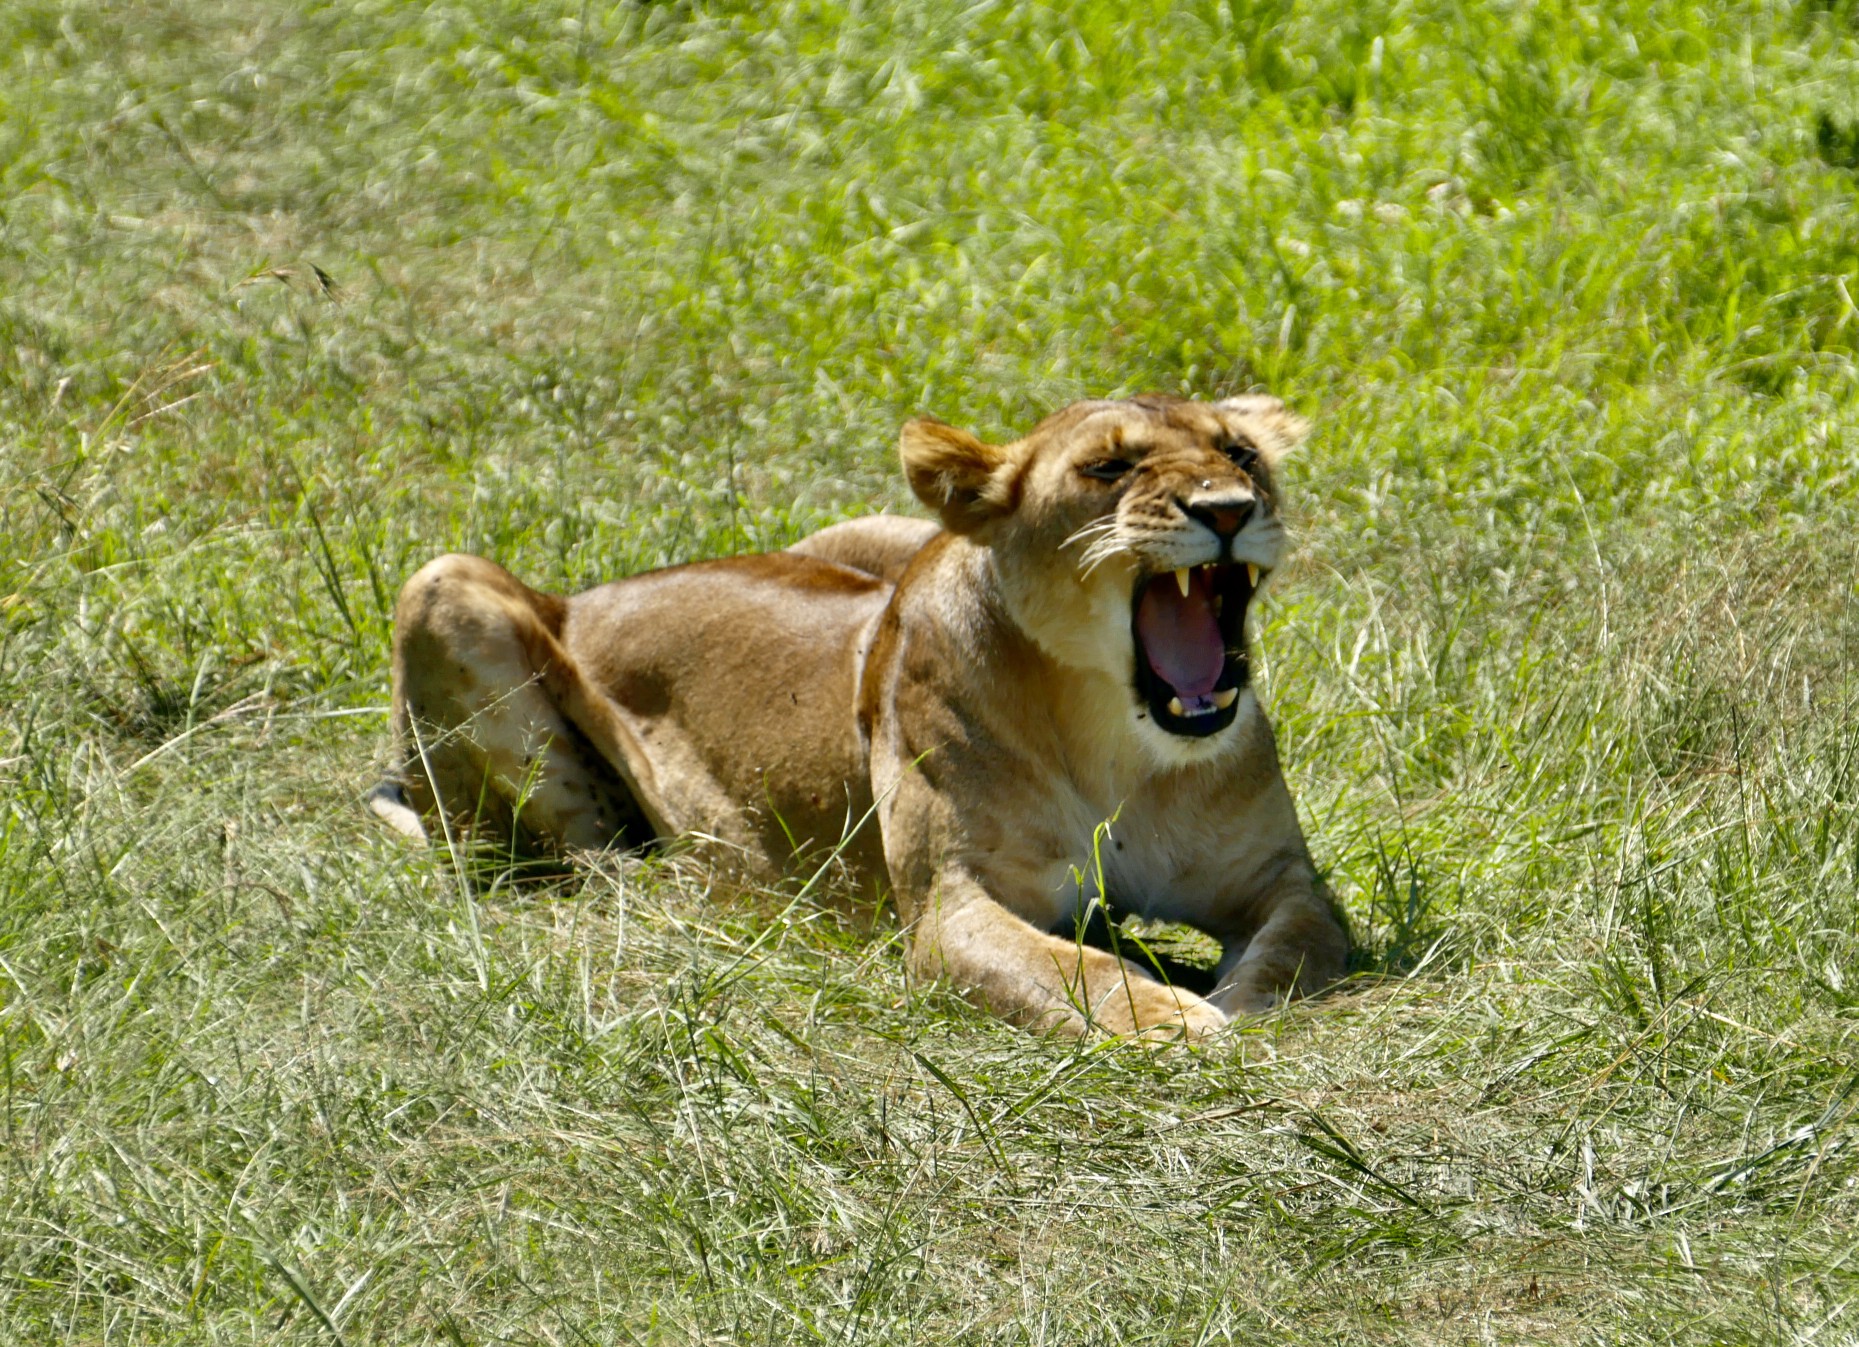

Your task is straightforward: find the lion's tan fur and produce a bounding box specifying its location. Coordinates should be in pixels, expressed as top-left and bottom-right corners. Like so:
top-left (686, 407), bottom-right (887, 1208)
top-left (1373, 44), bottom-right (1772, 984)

top-left (381, 396), bottom-right (1347, 1038)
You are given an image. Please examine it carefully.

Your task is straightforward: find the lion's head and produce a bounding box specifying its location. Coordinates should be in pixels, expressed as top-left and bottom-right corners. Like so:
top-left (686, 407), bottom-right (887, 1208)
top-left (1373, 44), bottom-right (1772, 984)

top-left (900, 394), bottom-right (1306, 749)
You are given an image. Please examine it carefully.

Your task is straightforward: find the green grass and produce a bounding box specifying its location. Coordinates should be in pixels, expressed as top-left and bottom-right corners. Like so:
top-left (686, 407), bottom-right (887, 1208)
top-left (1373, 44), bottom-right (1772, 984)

top-left (4, 0), bottom-right (1859, 1340)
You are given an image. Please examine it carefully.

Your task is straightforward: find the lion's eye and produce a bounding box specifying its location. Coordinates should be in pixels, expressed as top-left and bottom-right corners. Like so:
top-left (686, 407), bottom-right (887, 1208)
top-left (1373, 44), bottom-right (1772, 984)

top-left (1221, 441), bottom-right (1260, 471)
top-left (1080, 458), bottom-right (1134, 483)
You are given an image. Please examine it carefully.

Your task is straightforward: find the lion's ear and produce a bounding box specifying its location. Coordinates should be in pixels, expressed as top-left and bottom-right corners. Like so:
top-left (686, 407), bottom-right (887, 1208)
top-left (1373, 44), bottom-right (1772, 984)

top-left (1215, 396), bottom-right (1309, 463)
top-left (900, 417), bottom-right (1012, 533)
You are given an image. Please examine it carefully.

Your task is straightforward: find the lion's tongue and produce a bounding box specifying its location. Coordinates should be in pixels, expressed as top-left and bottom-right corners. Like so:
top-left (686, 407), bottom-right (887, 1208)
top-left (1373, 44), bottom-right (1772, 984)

top-left (1136, 573), bottom-right (1225, 699)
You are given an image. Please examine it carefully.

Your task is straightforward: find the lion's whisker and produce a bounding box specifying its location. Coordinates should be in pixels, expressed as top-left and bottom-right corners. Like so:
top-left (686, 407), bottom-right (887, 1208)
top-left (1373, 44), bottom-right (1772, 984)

top-left (1077, 533), bottom-right (1134, 577)
top-left (1064, 517), bottom-right (1133, 578)
top-left (1063, 517), bottom-right (1119, 552)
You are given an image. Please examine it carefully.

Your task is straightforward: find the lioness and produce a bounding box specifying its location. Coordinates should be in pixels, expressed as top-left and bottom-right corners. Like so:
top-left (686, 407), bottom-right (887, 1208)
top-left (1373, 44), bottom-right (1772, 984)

top-left (373, 395), bottom-right (1348, 1038)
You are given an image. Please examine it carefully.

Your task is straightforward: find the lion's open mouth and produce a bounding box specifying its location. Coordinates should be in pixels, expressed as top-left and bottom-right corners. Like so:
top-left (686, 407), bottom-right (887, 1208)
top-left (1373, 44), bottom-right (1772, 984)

top-left (1131, 563), bottom-right (1258, 738)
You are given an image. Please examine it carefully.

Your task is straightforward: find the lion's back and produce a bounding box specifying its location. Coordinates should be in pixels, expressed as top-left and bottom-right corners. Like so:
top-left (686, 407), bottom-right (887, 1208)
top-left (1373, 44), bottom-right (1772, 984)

top-left (563, 552), bottom-right (893, 881)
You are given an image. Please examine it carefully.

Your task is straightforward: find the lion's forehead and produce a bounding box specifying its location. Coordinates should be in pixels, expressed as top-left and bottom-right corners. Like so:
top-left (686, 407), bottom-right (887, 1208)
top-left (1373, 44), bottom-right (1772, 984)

top-left (1039, 402), bottom-right (1230, 449)
top-left (1028, 411), bottom-right (1279, 473)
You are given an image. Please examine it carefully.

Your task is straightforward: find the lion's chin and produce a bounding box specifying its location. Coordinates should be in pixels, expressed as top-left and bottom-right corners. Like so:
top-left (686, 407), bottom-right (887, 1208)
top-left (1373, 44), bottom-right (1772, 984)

top-left (1130, 563), bottom-right (1256, 739)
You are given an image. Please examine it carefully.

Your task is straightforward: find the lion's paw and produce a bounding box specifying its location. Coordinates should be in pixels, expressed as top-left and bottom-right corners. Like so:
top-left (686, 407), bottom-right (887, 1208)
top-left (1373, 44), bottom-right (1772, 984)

top-left (1208, 981), bottom-right (1286, 1019)
top-left (1122, 989), bottom-right (1229, 1044)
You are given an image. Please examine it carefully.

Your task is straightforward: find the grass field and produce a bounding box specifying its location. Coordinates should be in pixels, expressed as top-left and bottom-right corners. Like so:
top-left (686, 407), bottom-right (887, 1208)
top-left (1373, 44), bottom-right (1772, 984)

top-left (4, 0), bottom-right (1859, 1341)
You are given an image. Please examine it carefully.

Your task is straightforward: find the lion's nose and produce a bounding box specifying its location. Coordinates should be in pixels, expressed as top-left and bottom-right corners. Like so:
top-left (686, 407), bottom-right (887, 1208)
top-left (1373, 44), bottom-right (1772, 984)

top-left (1181, 493), bottom-right (1256, 540)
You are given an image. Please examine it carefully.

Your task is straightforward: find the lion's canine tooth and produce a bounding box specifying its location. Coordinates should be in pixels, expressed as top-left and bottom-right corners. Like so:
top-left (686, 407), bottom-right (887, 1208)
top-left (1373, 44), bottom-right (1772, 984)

top-left (1174, 568), bottom-right (1191, 597)
top-left (1212, 687), bottom-right (1239, 710)
top-left (1167, 696), bottom-right (1185, 717)
top-left (1247, 563), bottom-right (1260, 586)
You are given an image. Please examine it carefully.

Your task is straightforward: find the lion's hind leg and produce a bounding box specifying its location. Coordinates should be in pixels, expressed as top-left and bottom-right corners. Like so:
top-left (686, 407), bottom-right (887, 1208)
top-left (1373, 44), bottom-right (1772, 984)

top-left (383, 553), bottom-right (658, 858)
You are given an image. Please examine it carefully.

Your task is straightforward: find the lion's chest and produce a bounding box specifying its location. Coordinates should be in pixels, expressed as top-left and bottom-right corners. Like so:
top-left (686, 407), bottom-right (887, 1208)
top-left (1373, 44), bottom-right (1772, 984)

top-left (1021, 792), bottom-right (1241, 929)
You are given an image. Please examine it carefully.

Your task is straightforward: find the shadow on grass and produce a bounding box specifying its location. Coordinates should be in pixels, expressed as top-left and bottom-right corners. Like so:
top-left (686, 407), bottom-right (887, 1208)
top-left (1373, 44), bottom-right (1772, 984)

top-left (1342, 829), bottom-right (1459, 980)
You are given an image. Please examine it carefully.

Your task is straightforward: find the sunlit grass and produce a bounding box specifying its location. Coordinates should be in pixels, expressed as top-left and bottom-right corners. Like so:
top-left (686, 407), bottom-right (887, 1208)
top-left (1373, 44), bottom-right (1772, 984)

top-left (3, 0), bottom-right (1858, 1341)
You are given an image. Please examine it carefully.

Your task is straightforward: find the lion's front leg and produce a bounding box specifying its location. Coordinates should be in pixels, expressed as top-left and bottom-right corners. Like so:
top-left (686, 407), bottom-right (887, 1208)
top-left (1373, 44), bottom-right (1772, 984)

top-left (384, 553), bottom-right (666, 856)
top-left (1204, 860), bottom-right (1349, 1016)
top-left (908, 865), bottom-right (1228, 1040)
